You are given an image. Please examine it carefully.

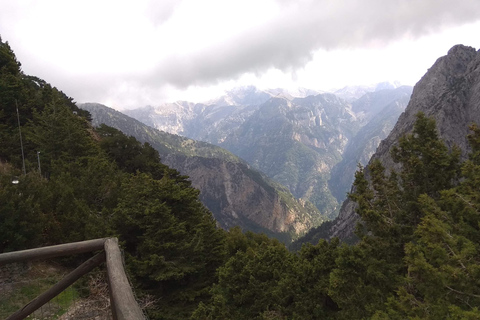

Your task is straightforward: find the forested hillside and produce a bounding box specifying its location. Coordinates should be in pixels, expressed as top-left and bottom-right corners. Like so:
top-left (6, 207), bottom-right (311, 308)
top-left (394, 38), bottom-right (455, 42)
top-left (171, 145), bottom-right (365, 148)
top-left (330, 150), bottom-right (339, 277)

top-left (0, 37), bottom-right (225, 319)
top-left (327, 44), bottom-right (480, 242)
top-left (193, 113), bottom-right (480, 319)
top-left (2, 37), bottom-right (480, 319)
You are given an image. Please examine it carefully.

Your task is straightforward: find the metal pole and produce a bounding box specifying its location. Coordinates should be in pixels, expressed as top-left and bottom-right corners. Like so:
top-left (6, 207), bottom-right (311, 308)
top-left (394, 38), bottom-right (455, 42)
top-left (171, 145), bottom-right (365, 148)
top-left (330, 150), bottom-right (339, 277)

top-left (37, 151), bottom-right (41, 175)
top-left (15, 100), bottom-right (26, 176)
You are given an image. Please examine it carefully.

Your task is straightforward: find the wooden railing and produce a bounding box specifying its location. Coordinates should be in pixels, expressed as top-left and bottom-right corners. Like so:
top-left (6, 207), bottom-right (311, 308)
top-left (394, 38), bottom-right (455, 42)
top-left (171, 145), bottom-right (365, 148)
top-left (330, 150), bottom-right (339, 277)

top-left (0, 238), bottom-right (145, 320)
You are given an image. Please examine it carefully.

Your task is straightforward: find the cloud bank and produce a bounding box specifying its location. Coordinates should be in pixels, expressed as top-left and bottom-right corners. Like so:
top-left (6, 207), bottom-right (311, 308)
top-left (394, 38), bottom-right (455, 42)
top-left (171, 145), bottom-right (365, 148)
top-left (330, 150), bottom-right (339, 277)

top-left (1, 0), bottom-right (479, 108)
top-left (151, 0), bottom-right (480, 87)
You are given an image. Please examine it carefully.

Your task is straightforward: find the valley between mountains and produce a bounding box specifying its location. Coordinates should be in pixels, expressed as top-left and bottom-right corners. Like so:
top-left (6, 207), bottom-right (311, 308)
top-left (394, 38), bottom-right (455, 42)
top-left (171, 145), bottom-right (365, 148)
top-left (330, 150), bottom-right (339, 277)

top-left (81, 83), bottom-right (412, 242)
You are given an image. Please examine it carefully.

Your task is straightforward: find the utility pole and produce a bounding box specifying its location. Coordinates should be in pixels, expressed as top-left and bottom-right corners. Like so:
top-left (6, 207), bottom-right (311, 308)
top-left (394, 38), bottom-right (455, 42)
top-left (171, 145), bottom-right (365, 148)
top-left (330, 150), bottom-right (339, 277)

top-left (37, 151), bottom-right (41, 175)
top-left (16, 100), bottom-right (26, 175)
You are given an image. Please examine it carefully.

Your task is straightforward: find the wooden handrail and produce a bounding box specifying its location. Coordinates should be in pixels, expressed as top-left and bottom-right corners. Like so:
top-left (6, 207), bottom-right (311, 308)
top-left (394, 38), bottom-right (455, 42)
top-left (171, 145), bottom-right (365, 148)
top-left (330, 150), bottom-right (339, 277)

top-left (0, 238), bottom-right (146, 320)
top-left (0, 238), bottom-right (108, 266)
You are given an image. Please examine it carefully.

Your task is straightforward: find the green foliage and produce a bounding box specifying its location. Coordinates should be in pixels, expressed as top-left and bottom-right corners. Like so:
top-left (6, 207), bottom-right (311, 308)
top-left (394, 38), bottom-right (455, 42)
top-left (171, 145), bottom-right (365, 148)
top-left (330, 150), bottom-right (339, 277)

top-left (338, 112), bottom-right (466, 318)
top-left (26, 94), bottom-right (99, 175)
top-left (467, 123), bottom-right (480, 164)
top-left (350, 161), bottom-right (403, 240)
top-left (0, 172), bottom-right (51, 252)
top-left (0, 38), bottom-right (226, 319)
top-left (0, 38), bottom-right (21, 76)
top-left (96, 124), bottom-right (171, 179)
top-left (43, 157), bottom-right (121, 244)
top-left (329, 237), bottom-right (404, 319)
top-left (390, 112), bottom-right (461, 223)
top-left (375, 126), bottom-right (480, 319)
top-left (351, 113), bottom-right (461, 242)
top-left (194, 231), bottom-right (341, 320)
top-left (193, 231), bottom-right (294, 320)
top-left (113, 172), bottom-right (225, 319)
top-left (280, 239), bottom-right (340, 319)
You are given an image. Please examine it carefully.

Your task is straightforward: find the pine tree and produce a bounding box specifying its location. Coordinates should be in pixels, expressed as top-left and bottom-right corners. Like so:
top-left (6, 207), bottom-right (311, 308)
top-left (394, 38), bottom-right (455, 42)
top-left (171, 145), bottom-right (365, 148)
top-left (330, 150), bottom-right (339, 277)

top-left (333, 113), bottom-right (463, 318)
top-left (192, 231), bottom-right (293, 320)
top-left (375, 123), bottom-right (480, 319)
top-left (112, 172), bottom-right (225, 319)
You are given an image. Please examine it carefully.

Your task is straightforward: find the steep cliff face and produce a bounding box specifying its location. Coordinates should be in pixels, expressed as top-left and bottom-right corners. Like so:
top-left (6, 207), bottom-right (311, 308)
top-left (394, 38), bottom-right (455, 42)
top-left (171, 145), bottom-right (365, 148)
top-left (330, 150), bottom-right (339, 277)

top-left (162, 155), bottom-right (320, 241)
top-left (80, 103), bottom-right (323, 242)
top-left (329, 45), bottom-right (480, 240)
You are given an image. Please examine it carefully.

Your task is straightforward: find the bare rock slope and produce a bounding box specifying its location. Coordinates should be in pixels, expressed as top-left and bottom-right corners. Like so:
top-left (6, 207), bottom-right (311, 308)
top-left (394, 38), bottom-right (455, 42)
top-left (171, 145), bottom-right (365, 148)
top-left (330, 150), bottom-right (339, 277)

top-left (329, 45), bottom-right (480, 240)
top-left (162, 154), bottom-right (318, 239)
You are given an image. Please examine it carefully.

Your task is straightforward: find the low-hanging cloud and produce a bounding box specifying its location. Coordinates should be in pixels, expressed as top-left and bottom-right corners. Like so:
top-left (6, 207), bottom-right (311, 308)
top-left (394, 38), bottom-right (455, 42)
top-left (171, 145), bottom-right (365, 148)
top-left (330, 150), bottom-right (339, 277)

top-left (1, 0), bottom-right (479, 108)
top-left (147, 0), bottom-right (480, 88)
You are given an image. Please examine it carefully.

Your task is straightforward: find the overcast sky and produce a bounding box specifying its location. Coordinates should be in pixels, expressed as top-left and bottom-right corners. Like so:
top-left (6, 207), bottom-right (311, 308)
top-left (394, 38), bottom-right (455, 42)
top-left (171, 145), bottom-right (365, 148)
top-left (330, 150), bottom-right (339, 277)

top-left (1, 0), bottom-right (480, 110)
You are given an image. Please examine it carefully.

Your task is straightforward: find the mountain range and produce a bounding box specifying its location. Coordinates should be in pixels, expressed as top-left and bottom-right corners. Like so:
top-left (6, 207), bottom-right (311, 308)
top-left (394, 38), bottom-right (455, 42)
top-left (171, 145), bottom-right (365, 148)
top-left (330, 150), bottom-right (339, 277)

top-left (123, 83), bottom-right (412, 219)
top-left (80, 81), bottom-right (412, 243)
top-left (83, 45), bottom-right (480, 248)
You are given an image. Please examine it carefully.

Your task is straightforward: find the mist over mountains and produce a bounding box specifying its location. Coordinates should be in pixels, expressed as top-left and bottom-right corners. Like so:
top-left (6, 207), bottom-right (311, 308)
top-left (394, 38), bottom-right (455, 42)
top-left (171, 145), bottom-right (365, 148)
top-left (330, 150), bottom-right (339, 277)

top-left (122, 83), bottom-right (412, 219)
top-left (80, 81), bottom-right (412, 241)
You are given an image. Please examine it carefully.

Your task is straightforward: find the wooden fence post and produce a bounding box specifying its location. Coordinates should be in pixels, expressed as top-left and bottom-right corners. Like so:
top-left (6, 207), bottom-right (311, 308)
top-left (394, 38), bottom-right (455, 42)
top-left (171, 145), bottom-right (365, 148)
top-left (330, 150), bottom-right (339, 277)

top-left (105, 238), bottom-right (145, 320)
top-left (1, 238), bottom-right (146, 320)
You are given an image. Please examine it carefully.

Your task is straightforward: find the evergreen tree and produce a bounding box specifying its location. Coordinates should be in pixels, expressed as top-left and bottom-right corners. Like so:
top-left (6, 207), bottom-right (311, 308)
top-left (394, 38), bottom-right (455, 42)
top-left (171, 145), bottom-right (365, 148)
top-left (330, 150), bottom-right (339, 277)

top-left (112, 172), bottom-right (225, 319)
top-left (390, 112), bottom-right (461, 228)
top-left (96, 124), bottom-right (172, 180)
top-left (4, 35), bottom-right (480, 320)
top-left (333, 113), bottom-right (463, 318)
top-left (0, 171), bottom-right (51, 252)
top-left (193, 230), bottom-right (294, 320)
top-left (26, 91), bottom-right (99, 175)
top-left (374, 123), bottom-right (480, 319)
top-left (279, 238), bottom-right (340, 319)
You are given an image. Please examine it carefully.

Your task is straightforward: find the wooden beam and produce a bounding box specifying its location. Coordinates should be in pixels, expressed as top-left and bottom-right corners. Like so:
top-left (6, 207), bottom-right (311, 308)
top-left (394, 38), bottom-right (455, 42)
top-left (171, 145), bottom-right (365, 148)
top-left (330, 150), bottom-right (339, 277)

top-left (6, 252), bottom-right (106, 320)
top-left (0, 238), bottom-right (107, 266)
top-left (105, 238), bottom-right (145, 320)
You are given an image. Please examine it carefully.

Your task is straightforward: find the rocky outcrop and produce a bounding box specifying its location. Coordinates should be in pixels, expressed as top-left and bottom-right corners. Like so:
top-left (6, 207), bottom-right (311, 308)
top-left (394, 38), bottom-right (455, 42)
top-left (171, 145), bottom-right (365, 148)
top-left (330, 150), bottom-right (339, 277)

top-left (162, 155), bottom-right (320, 239)
top-left (329, 45), bottom-right (480, 240)
top-left (123, 86), bottom-right (272, 145)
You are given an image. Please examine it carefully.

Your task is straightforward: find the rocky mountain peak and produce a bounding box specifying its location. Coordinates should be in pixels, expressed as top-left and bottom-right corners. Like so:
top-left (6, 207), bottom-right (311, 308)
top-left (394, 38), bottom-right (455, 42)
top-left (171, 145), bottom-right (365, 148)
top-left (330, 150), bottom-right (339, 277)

top-left (374, 81), bottom-right (402, 91)
top-left (377, 44), bottom-right (479, 164)
top-left (327, 44), bottom-right (480, 240)
top-left (208, 86), bottom-right (272, 106)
